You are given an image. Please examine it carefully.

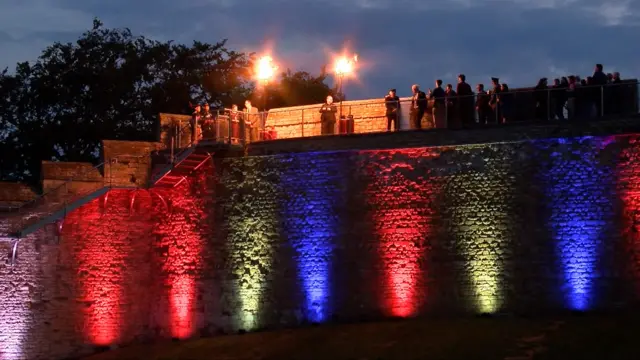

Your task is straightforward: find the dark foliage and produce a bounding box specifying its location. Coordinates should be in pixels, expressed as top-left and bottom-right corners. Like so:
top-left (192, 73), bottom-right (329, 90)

top-left (0, 19), bottom-right (337, 185)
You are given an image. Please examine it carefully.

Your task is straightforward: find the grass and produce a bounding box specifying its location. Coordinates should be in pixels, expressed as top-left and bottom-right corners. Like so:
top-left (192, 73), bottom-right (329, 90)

top-left (84, 313), bottom-right (637, 360)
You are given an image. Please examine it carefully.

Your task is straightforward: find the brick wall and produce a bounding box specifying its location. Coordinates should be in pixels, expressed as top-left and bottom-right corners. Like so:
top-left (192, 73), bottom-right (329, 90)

top-left (264, 97), bottom-right (413, 139)
top-left (0, 183), bottom-right (36, 208)
top-left (5, 130), bottom-right (640, 359)
top-left (37, 140), bottom-right (162, 201)
top-left (102, 140), bottom-right (162, 187)
top-left (41, 161), bottom-right (103, 193)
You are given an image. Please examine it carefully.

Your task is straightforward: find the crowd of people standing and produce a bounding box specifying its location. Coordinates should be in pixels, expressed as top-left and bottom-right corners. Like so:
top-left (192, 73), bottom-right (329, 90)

top-left (190, 100), bottom-right (262, 143)
top-left (382, 63), bottom-right (633, 132)
top-left (186, 62), bottom-right (635, 141)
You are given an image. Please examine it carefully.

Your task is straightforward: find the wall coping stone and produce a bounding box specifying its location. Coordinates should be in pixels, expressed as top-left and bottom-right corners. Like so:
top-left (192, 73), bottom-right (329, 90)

top-left (247, 115), bottom-right (640, 155)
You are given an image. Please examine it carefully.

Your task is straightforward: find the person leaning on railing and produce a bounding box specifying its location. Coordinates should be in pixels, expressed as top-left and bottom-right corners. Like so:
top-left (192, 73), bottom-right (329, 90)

top-left (533, 78), bottom-right (549, 121)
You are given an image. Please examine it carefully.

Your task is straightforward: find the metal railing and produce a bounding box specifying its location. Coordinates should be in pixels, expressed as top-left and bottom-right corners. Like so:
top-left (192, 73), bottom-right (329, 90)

top-left (155, 81), bottom-right (639, 159)
top-left (244, 80), bottom-right (639, 139)
top-left (1, 154), bottom-right (147, 239)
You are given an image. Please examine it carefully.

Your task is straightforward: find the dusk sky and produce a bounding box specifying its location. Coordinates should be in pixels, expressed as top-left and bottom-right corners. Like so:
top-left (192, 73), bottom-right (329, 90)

top-left (1, 0), bottom-right (639, 99)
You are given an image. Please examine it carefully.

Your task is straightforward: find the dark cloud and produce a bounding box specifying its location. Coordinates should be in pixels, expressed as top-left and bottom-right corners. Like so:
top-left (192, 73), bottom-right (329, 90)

top-left (1, 0), bottom-right (639, 98)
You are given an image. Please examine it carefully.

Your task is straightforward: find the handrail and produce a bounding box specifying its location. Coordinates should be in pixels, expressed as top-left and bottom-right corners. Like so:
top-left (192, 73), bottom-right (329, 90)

top-left (255, 80), bottom-right (639, 139)
top-left (253, 80), bottom-right (640, 115)
top-left (3, 153), bottom-right (148, 238)
top-left (149, 123), bottom-right (202, 185)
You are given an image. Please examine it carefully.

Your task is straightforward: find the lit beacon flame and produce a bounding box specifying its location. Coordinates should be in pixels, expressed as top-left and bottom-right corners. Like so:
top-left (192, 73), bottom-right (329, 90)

top-left (256, 56), bottom-right (277, 81)
top-left (334, 54), bottom-right (358, 76)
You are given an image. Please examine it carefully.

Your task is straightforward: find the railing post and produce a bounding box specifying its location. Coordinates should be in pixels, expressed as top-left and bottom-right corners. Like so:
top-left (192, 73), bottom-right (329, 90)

top-left (170, 137), bottom-right (175, 164)
top-left (635, 82), bottom-right (640, 114)
top-left (241, 113), bottom-right (246, 147)
top-left (547, 88), bottom-right (551, 121)
top-left (301, 109), bottom-right (305, 137)
top-left (600, 85), bottom-right (605, 117)
top-left (175, 123), bottom-right (179, 149)
top-left (63, 181), bottom-right (68, 211)
top-left (445, 100), bottom-right (448, 128)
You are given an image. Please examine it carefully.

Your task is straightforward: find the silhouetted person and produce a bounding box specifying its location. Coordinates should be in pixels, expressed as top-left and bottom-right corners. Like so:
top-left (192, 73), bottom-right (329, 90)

top-left (489, 77), bottom-right (501, 123)
top-left (475, 84), bottom-right (491, 125)
top-left (384, 88), bottom-right (400, 131)
top-left (201, 103), bottom-right (215, 139)
top-left (319, 95), bottom-right (337, 135)
top-left (497, 83), bottom-right (513, 123)
top-left (567, 76), bottom-right (577, 120)
top-left (456, 74), bottom-right (474, 127)
top-left (191, 104), bottom-right (202, 143)
top-left (586, 76), bottom-right (598, 118)
top-left (229, 104), bottom-right (241, 142)
top-left (430, 79), bottom-right (446, 128)
top-left (244, 100), bottom-right (260, 142)
top-left (612, 72), bottom-right (621, 83)
top-left (551, 78), bottom-right (567, 120)
top-left (445, 84), bottom-right (458, 128)
top-left (534, 78), bottom-right (549, 121)
top-left (576, 77), bottom-right (589, 119)
top-left (611, 72), bottom-right (623, 114)
top-left (592, 64), bottom-right (608, 117)
top-left (411, 84), bottom-right (427, 129)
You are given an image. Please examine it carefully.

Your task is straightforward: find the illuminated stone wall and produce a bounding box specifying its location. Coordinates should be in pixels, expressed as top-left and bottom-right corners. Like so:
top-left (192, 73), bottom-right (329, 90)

top-left (5, 132), bottom-right (640, 359)
top-left (264, 97), bottom-right (414, 138)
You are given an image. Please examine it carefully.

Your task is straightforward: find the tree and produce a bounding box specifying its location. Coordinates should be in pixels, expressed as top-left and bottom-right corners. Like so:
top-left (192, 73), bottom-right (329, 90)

top-left (0, 18), bottom-right (254, 185)
top-left (252, 67), bottom-right (337, 110)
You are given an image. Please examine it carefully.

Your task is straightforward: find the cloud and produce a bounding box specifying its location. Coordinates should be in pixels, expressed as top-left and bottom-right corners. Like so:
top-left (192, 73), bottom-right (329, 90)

top-left (0, 0), bottom-right (639, 98)
top-left (0, 0), bottom-right (93, 38)
top-left (584, 0), bottom-right (640, 26)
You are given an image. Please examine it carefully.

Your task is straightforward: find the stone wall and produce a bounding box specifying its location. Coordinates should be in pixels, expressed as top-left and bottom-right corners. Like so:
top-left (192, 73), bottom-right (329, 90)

top-left (41, 161), bottom-right (103, 194)
top-left (102, 140), bottom-right (162, 187)
top-left (263, 97), bottom-right (415, 139)
top-left (0, 183), bottom-right (36, 209)
top-left (4, 130), bottom-right (640, 359)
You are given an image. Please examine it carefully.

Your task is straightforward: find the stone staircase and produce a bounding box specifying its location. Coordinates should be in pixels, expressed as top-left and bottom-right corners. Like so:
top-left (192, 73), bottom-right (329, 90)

top-left (2, 131), bottom-right (241, 239)
top-left (150, 145), bottom-right (212, 188)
